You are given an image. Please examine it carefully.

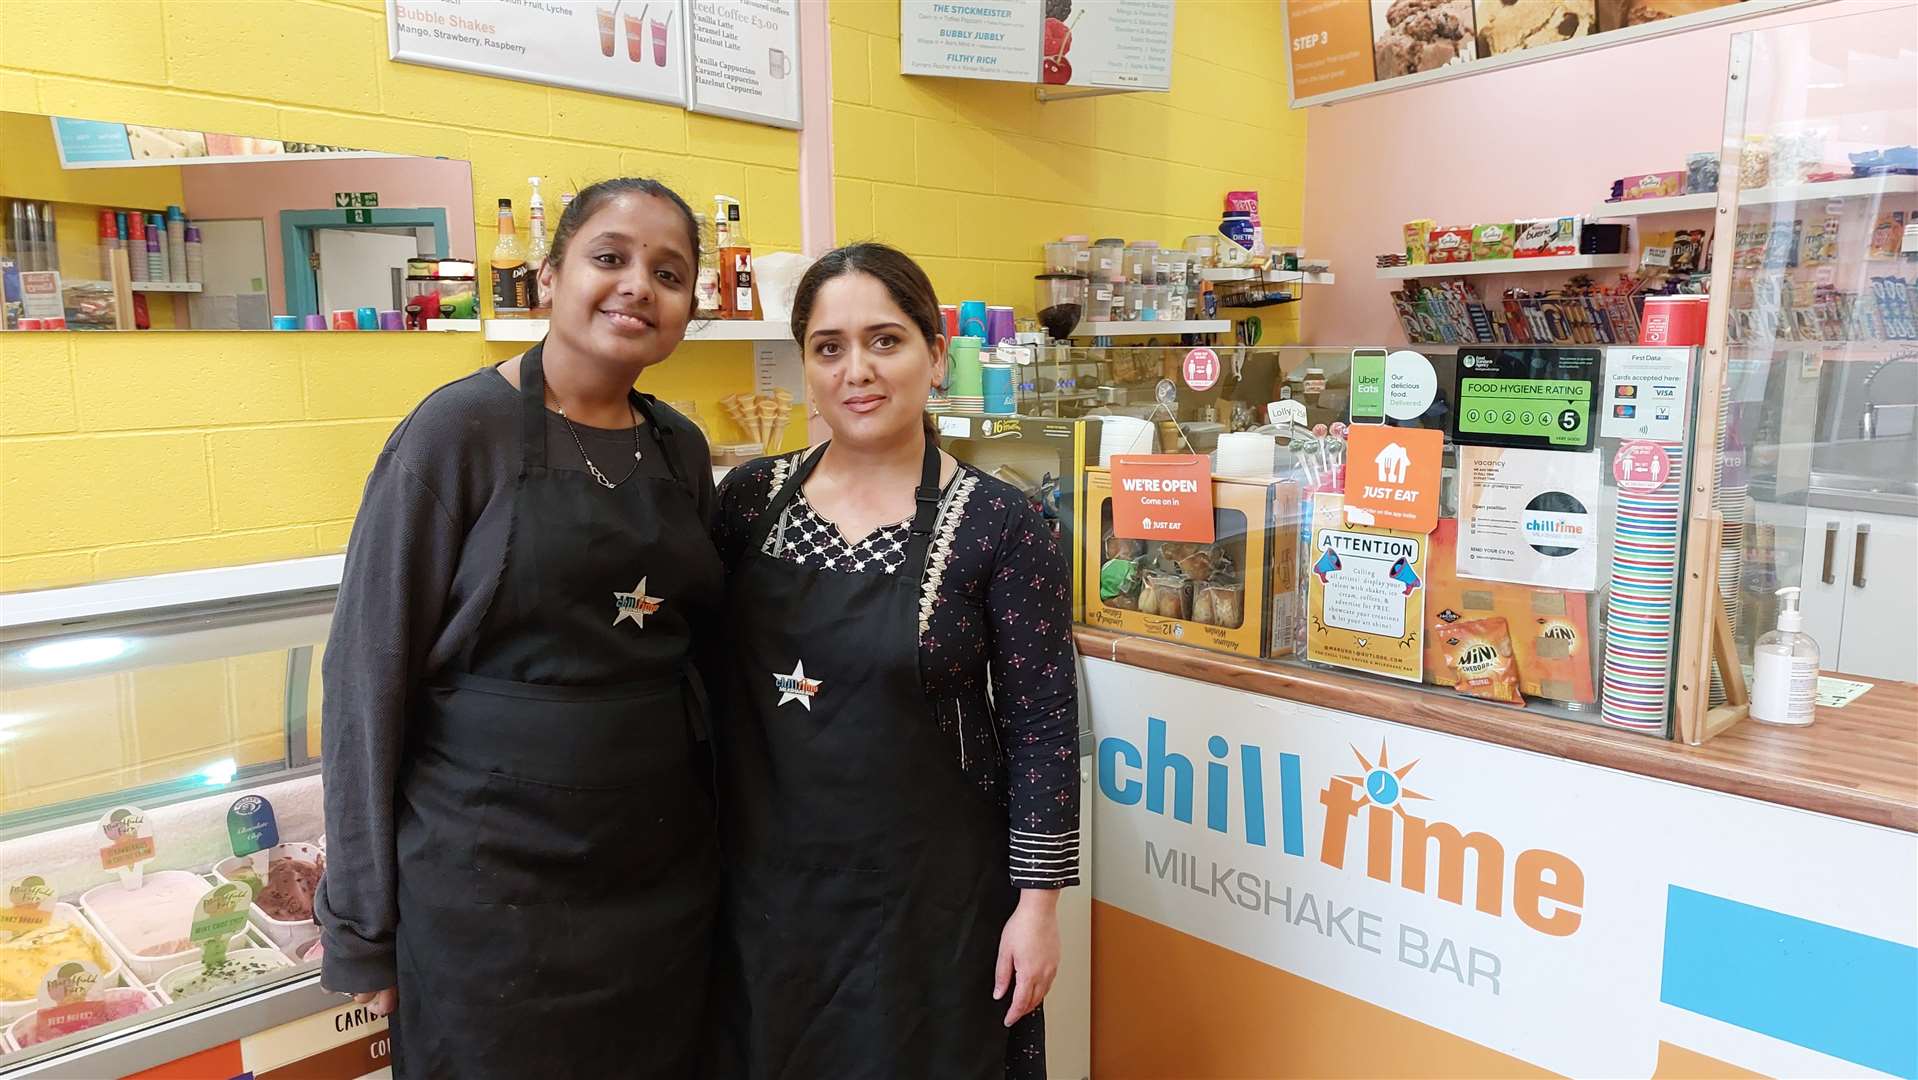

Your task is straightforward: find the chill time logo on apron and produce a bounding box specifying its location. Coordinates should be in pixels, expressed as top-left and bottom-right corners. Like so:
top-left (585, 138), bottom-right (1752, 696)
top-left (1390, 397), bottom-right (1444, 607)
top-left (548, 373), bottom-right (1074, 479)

top-left (612, 577), bottom-right (664, 628)
top-left (773, 660), bottom-right (823, 711)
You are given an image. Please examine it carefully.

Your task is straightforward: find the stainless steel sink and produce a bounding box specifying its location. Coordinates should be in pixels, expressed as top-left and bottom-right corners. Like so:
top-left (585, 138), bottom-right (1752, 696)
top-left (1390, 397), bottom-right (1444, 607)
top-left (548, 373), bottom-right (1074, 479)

top-left (1749, 469), bottom-right (1918, 517)
top-left (1808, 472), bottom-right (1918, 499)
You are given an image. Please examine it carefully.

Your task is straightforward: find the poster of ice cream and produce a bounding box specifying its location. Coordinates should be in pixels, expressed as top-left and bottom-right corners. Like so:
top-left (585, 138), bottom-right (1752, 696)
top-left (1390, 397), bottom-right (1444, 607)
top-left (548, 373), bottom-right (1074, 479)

top-left (1052, 0), bottom-right (1174, 91)
top-left (387, 0), bottom-right (690, 107)
top-left (1372, 0), bottom-right (1478, 79)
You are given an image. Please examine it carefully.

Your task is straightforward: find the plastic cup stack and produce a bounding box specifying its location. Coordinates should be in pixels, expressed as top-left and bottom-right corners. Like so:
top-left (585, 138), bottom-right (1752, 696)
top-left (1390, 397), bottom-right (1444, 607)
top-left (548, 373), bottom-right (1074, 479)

top-left (1601, 443), bottom-right (1688, 732)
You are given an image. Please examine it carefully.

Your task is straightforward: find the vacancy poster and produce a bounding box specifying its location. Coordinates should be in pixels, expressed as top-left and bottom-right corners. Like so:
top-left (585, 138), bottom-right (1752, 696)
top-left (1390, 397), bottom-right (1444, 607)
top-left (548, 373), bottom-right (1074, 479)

top-left (388, 0), bottom-right (690, 107)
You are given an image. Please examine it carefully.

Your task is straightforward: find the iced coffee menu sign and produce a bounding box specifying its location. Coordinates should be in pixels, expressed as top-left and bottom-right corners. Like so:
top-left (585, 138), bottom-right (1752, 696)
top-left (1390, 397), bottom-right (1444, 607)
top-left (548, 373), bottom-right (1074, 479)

top-left (901, 0), bottom-right (1042, 82)
top-left (689, 0), bottom-right (801, 128)
top-left (387, 0), bottom-right (690, 108)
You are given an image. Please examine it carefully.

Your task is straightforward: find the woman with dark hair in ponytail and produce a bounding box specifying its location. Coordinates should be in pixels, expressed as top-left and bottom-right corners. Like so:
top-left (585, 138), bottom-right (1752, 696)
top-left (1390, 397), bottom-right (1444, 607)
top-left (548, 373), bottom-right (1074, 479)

top-left (317, 178), bottom-right (723, 1078)
top-left (711, 243), bottom-right (1081, 1078)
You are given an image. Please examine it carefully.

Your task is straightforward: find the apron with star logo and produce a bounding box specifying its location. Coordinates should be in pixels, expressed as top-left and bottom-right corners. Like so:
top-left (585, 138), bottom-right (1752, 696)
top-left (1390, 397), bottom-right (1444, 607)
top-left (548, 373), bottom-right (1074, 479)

top-left (390, 343), bottom-right (723, 1079)
top-left (716, 435), bottom-right (1020, 1078)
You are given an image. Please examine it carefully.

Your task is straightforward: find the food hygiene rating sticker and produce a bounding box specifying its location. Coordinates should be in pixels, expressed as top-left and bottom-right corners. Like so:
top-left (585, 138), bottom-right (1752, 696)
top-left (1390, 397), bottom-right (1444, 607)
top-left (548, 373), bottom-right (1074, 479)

top-left (774, 661), bottom-right (823, 711)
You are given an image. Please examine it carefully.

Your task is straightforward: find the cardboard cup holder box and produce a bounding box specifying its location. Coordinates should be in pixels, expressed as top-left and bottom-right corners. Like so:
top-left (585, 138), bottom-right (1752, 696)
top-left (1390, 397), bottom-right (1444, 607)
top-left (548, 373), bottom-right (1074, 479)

top-left (1082, 467), bottom-right (1300, 659)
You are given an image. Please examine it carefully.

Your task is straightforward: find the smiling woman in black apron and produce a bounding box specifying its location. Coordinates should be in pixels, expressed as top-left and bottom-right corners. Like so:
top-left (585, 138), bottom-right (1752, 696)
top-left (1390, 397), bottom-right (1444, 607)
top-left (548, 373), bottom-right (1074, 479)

top-left (315, 178), bottom-right (723, 1079)
top-left (711, 244), bottom-right (1081, 1078)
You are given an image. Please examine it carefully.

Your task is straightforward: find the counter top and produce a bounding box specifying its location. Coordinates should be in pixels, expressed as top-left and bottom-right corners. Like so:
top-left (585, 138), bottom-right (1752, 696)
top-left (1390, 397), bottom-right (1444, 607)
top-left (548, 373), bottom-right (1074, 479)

top-left (1076, 628), bottom-right (1918, 832)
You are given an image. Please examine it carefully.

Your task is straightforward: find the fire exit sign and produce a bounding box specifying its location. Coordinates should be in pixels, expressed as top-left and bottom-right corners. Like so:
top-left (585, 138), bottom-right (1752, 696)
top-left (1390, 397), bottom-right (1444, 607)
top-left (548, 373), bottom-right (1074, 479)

top-left (333, 192), bottom-right (379, 208)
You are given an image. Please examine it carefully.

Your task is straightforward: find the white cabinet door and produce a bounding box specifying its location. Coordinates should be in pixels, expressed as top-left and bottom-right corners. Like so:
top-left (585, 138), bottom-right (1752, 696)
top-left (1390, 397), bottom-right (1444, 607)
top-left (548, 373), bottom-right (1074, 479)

top-left (1793, 508), bottom-right (1850, 664)
top-left (1836, 509), bottom-right (1918, 681)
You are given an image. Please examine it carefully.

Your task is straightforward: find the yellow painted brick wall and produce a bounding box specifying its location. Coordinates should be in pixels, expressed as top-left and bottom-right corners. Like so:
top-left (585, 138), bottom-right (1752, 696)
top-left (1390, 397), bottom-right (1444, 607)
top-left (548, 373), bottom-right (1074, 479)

top-left (0, 0), bottom-right (798, 591)
top-left (828, 0), bottom-right (1306, 329)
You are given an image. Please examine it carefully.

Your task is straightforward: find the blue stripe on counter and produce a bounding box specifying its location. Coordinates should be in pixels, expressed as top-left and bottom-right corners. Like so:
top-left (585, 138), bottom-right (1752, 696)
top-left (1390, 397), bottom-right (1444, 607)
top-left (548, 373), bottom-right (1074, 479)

top-left (1660, 885), bottom-right (1917, 1078)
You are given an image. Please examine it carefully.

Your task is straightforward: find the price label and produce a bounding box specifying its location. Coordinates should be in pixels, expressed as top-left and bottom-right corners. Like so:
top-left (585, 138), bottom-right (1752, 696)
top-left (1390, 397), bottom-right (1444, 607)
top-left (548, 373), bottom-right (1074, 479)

top-left (192, 882), bottom-right (253, 969)
top-left (35, 960), bottom-right (109, 1037)
top-left (97, 807), bottom-right (157, 873)
top-left (1, 875), bottom-right (56, 941)
top-left (227, 795), bottom-right (280, 858)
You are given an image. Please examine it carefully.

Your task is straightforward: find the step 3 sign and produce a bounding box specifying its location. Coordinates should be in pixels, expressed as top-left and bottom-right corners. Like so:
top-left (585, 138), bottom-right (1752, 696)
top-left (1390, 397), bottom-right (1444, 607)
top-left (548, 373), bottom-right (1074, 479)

top-left (1110, 455), bottom-right (1215, 542)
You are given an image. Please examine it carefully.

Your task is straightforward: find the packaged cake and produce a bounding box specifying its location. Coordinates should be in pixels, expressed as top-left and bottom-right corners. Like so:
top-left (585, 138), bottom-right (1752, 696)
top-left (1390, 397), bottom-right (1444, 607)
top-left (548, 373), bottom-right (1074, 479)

top-left (1471, 223), bottom-right (1515, 261)
top-left (1403, 219), bottom-right (1436, 264)
top-left (1427, 226), bottom-right (1474, 263)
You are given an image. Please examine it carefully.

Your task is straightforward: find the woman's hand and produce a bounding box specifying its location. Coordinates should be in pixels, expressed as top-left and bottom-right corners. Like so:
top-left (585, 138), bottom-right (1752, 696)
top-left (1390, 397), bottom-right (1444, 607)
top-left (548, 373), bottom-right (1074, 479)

top-left (993, 889), bottom-right (1061, 1027)
top-left (352, 987), bottom-right (398, 1017)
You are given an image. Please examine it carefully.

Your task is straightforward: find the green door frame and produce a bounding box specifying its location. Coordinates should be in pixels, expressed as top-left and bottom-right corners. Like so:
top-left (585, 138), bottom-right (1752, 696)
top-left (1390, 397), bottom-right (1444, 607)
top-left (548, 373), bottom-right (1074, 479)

top-left (279, 208), bottom-right (450, 317)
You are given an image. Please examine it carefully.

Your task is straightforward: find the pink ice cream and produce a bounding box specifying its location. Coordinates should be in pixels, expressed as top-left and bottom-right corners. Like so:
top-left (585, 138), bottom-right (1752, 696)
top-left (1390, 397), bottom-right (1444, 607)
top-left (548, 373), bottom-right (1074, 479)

top-left (9, 988), bottom-right (157, 1047)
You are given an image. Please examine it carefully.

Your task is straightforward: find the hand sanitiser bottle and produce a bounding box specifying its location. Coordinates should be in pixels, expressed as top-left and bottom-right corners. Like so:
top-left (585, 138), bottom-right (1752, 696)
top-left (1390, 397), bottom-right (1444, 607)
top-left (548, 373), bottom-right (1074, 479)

top-left (1750, 586), bottom-right (1818, 726)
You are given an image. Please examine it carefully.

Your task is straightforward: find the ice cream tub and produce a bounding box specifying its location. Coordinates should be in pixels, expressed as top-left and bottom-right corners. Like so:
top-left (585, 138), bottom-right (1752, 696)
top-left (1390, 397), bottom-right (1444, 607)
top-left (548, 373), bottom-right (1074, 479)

top-left (79, 871), bottom-right (252, 984)
top-left (0, 904), bottom-right (127, 1024)
top-left (156, 949), bottom-right (292, 1003)
top-left (212, 842), bottom-right (324, 953)
top-left (3, 987), bottom-right (164, 1053)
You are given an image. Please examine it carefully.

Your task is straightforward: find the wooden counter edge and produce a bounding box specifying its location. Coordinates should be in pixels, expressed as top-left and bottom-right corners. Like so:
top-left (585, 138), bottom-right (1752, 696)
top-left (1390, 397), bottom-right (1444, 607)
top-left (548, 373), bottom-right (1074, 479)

top-left (1074, 628), bottom-right (1918, 833)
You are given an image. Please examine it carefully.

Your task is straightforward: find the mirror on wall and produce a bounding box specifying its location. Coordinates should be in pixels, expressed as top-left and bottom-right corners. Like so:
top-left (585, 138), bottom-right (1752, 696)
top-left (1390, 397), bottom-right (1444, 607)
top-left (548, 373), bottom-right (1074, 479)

top-left (1, 112), bottom-right (478, 332)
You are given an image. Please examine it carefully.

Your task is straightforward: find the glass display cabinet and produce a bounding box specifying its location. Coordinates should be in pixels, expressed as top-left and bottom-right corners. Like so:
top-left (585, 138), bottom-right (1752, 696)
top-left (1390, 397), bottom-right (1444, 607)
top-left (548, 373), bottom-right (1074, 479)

top-left (0, 574), bottom-right (354, 1076)
top-left (1687, 3), bottom-right (1918, 739)
top-left (1027, 342), bottom-right (1703, 738)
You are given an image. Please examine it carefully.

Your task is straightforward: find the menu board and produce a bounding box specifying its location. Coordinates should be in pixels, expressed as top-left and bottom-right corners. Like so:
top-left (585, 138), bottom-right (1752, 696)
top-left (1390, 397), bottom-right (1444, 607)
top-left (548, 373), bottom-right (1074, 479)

top-left (689, 0), bottom-right (802, 128)
top-left (1060, 0), bottom-right (1174, 91)
top-left (900, 0), bottom-right (1042, 82)
top-left (1286, 0), bottom-right (1760, 106)
top-left (387, 0), bottom-right (689, 108)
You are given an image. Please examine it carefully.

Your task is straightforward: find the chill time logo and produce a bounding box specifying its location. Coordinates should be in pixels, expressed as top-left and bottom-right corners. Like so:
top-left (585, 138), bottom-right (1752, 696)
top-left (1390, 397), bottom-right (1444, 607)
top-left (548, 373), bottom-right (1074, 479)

top-left (1099, 719), bottom-right (1586, 937)
top-left (774, 660), bottom-right (823, 711)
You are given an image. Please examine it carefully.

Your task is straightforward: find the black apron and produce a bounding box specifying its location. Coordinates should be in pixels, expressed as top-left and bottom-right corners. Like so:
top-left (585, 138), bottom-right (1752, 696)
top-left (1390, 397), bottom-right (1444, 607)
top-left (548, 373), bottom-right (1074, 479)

top-left (391, 344), bottom-right (722, 1079)
top-left (719, 436), bottom-right (1028, 1079)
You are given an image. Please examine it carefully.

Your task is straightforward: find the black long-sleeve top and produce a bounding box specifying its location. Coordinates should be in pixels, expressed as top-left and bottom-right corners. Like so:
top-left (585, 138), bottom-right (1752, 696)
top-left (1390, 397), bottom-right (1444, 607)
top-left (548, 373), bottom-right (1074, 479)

top-left (313, 367), bottom-right (714, 994)
top-left (712, 452), bottom-right (1081, 889)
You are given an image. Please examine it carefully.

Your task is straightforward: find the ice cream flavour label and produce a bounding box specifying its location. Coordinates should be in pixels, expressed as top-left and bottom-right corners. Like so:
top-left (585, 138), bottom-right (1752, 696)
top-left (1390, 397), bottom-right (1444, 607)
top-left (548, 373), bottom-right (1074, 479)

top-left (191, 882), bottom-right (252, 968)
top-left (227, 795), bottom-right (280, 858)
top-left (97, 806), bottom-right (157, 873)
top-left (35, 960), bottom-right (109, 1036)
top-left (0, 875), bottom-right (55, 941)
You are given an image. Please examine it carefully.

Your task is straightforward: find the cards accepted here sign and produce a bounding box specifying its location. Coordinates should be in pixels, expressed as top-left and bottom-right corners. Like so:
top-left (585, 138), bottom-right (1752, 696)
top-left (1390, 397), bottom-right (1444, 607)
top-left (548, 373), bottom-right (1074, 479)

top-left (1110, 455), bottom-right (1215, 543)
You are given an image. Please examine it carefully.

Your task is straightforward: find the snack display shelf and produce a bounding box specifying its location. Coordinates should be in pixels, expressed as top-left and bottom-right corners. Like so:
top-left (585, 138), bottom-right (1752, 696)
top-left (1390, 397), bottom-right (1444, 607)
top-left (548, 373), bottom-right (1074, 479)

top-left (1068, 319), bottom-right (1232, 337)
top-left (1200, 268), bottom-right (1337, 284)
top-left (128, 281), bottom-right (203, 293)
top-left (482, 317), bottom-right (792, 342)
top-left (1591, 192), bottom-right (1718, 217)
top-left (1741, 173), bottom-right (1918, 205)
top-left (1375, 253), bottom-right (1633, 280)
